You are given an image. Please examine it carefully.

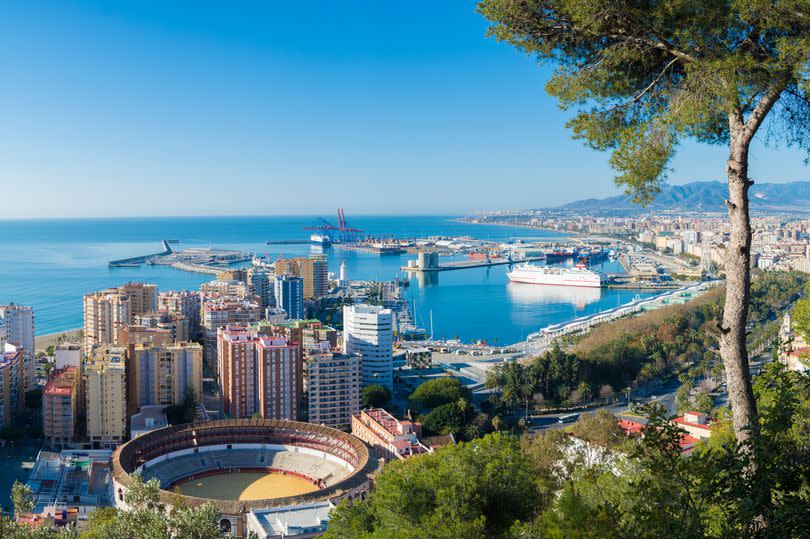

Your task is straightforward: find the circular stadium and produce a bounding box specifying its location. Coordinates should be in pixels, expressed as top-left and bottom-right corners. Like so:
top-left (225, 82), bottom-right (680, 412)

top-left (111, 419), bottom-right (379, 536)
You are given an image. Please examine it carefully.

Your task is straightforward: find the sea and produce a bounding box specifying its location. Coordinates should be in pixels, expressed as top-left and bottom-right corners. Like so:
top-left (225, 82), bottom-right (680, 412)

top-left (0, 215), bottom-right (656, 345)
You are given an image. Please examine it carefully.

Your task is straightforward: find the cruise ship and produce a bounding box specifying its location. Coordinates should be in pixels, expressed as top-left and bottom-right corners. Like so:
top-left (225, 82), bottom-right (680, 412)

top-left (507, 260), bottom-right (605, 288)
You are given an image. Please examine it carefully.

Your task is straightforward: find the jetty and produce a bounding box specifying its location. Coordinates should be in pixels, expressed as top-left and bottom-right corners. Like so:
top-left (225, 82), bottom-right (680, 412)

top-left (109, 240), bottom-right (176, 268)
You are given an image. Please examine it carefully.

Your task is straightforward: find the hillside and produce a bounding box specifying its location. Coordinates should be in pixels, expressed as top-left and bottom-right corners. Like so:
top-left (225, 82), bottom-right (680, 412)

top-left (556, 180), bottom-right (810, 214)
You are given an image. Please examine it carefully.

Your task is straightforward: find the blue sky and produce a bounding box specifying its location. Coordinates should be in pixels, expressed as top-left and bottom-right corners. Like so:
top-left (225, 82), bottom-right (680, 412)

top-left (1, 1), bottom-right (808, 218)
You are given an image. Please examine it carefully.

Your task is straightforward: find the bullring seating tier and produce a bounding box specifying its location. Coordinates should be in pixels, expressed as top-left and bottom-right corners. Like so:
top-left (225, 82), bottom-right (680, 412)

top-left (140, 447), bottom-right (351, 489)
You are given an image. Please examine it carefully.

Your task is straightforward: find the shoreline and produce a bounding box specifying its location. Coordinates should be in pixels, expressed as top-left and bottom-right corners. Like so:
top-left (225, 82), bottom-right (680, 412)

top-left (453, 218), bottom-right (581, 238)
top-left (35, 328), bottom-right (82, 351)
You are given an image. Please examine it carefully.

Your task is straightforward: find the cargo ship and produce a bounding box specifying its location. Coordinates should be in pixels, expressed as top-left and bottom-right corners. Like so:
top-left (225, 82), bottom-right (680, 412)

top-left (507, 260), bottom-right (605, 288)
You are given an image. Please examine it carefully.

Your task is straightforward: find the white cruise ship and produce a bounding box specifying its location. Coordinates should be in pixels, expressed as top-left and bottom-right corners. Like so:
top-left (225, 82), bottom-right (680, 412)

top-left (507, 260), bottom-right (605, 288)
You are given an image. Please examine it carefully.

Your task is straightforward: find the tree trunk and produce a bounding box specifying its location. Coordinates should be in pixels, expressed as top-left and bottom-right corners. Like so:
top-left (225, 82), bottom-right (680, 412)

top-left (720, 125), bottom-right (758, 444)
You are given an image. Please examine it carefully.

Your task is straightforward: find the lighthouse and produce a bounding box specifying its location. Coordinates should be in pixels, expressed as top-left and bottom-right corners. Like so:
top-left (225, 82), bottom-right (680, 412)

top-left (339, 260), bottom-right (348, 286)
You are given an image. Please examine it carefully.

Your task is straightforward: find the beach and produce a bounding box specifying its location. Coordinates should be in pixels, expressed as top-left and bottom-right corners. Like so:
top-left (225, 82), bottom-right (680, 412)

top-left (34, 329), bottom-right (82, 352)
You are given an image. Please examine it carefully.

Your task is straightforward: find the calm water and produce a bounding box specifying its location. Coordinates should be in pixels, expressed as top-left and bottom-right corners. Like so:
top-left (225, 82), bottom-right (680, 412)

top-left (0, 216), bottom-right (654, 344)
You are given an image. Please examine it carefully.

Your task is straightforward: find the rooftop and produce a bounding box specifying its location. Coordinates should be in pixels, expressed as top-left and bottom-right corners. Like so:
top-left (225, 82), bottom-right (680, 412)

top-left (248, 501), bottom-right (335, 537)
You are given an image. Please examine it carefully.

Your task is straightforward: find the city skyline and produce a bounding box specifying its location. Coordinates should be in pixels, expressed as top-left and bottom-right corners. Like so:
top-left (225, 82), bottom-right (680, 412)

top-left (3, 1), bottom-right (810, 219)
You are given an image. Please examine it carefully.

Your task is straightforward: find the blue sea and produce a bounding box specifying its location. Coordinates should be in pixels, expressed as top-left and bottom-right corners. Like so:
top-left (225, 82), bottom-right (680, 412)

top-left (0, 216), bottom-right (654, 344)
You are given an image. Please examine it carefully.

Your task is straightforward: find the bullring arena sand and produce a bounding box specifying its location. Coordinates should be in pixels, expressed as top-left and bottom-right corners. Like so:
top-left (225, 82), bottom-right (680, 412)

top-left (176, 472), bottom-right (317, 501)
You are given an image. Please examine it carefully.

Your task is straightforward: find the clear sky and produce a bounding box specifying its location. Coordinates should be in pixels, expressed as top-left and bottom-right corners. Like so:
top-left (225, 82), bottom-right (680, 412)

top-left (1, 1), bottom-right (808, 219)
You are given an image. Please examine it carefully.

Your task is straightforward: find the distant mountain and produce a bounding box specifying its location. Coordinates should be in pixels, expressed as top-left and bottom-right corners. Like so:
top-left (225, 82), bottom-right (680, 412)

top-left (556, 180), bottom-right (810, 214)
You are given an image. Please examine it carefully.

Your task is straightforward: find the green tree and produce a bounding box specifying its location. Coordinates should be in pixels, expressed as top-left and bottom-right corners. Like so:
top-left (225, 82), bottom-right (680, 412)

top-left (478, 0), bottom-right (810, 444)
top-left (11, 480), bottom-right (35, 516)
top-left (567, 410), bottom-right (630, 451)
top-left (791, 283), bottom-right (810, 342)
top-left (164, 385), bottom-right (200, 425)
top-left (419, 402), bottom-right (465, 438)
top-left (323, 433), bottom-right (539, 538)
top-left (408, 377), bottom-right (471, 414)
top-left (361, 384), bottom-right (391, 408)
top-left (80, 473), bottom-right (224, 539)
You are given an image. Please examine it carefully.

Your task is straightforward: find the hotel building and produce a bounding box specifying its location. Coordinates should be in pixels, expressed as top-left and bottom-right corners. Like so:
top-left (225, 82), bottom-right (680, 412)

top-left (343, 304), bottom-right (394, 391)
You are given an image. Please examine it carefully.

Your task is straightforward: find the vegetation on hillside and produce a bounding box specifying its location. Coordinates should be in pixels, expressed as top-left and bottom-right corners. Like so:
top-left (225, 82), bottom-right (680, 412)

top-left (325, 363), bottom-right (810, 538)
top-left (487, 272), bottom-right (806, 416)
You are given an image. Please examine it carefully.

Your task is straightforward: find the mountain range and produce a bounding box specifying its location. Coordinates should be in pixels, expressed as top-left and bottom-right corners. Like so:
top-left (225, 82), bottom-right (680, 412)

top-left (555, 180), bottom-right (810, 214)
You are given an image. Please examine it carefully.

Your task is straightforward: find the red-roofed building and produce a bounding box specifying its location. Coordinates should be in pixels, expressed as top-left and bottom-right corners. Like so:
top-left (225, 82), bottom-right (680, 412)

top-left (672, 411), bottom-right (712, 440)
top-left (43, 366), bottom-right (80, 450)
top-left (783, 347), bottom-right (810, 373)
top-left (617, 418), bottom-right (645, 437)
top-left (351, 408), bottom-right (430, 461)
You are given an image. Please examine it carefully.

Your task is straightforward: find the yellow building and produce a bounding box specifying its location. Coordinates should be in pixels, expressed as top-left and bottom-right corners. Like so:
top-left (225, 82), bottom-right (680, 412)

top-left (274, 255), bottom-right (328, 299)
top-left (83, 283), bottom-right (158, 353)
top-left (83, 291), bottom-right (131, 353)
top-left (127, 341), bottom-right (203, 413)
top-left (85, 347), bottom-right (127, 449)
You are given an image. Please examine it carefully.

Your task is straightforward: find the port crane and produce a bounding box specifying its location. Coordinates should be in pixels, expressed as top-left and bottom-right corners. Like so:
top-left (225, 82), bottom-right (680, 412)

top-left (304, 208), bottom-right (364, 243)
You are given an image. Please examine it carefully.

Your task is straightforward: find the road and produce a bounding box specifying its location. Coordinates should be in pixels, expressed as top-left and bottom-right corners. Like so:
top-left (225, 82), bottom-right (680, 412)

top-left (526, 379), bottom-right (680, 431)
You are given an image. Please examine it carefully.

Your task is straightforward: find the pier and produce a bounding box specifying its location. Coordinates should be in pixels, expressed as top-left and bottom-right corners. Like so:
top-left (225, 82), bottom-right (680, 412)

top-left (401, 256), bottom-right (546, 272)
top-left (109, 240), bottom-right (175, 267)
top-left (108, 242), bottom-right (251, 273)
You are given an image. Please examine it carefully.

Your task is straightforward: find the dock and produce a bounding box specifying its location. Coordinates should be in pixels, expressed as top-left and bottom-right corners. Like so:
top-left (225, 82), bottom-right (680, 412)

top-left (401, 256), bottom-right (546, 272)
top-left (266, 240), bottom-right (312, 245)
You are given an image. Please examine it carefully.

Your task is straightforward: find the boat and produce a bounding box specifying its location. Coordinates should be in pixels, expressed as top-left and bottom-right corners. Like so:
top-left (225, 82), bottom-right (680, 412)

top-left (311, 233), bottom-right (331, 246)
top-left (507, 260), bottom-right (605, 288)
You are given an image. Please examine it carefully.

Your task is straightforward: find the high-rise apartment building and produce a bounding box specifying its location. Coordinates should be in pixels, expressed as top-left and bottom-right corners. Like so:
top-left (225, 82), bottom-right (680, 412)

top-left (201, 280), bottom-right (257, 303)
top-left (202, 298), bottom-right (261, 370)
top-left (273, 275), bottom-right (304, 320)
top-left (127, 342), bottom-right (203, 413)
top-left (133, 311), bottom-right (190, 343)
top-left (305, 350), bottom-right (361, 430)
top-left (247, 267), bottom-right (274, 309)
top-left (0, 344), bottom-right (23, 431)
top-left (254, 319), bottom-right (337, 350)
top-left (256, 336), bottom-right (302, 420)
top-left (85, 347), bottom-right (127, 449)
top-left (343, 304), bottom-right (394, 391)
top-left (274, 255), bottom-right (328, 299)
top-left (83, 290), bottom-right (131, 353)
top-left (217, 326), bottom-right (301, 420)
top-left (0, 304), bottom-right (35, 390)
top-left (43, 366), bottom-right (80, 450)
top-left (158, 290), bottom-right (201, 340)
top-left (119, 282), bottom-right (158, 316)
top-left (217, 326), bottom-right (259, 418)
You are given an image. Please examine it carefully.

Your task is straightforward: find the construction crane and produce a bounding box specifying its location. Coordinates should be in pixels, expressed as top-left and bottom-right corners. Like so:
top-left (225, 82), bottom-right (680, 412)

top-left (304, 209), bottom-right (364, 243)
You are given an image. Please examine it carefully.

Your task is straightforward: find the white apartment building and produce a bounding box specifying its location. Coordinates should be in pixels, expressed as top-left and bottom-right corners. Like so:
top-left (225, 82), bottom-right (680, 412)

top-left (342, 304), bottom-right (394, 392)
top-left (0, 304), bottom-right (35, 390)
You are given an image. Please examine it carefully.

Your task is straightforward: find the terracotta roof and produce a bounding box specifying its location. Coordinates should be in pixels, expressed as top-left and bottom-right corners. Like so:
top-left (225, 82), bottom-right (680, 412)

top-left (673, 416), bottom-right (712, 431)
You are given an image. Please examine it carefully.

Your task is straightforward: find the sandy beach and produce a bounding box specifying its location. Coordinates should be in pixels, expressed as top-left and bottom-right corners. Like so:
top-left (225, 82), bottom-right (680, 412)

top-left (34, 329), bottom-right (82, 351)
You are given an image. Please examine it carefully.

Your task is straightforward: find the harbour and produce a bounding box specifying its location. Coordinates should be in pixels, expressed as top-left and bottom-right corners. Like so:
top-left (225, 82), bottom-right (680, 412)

top-left (1, 215), bottom-right (660, 343)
